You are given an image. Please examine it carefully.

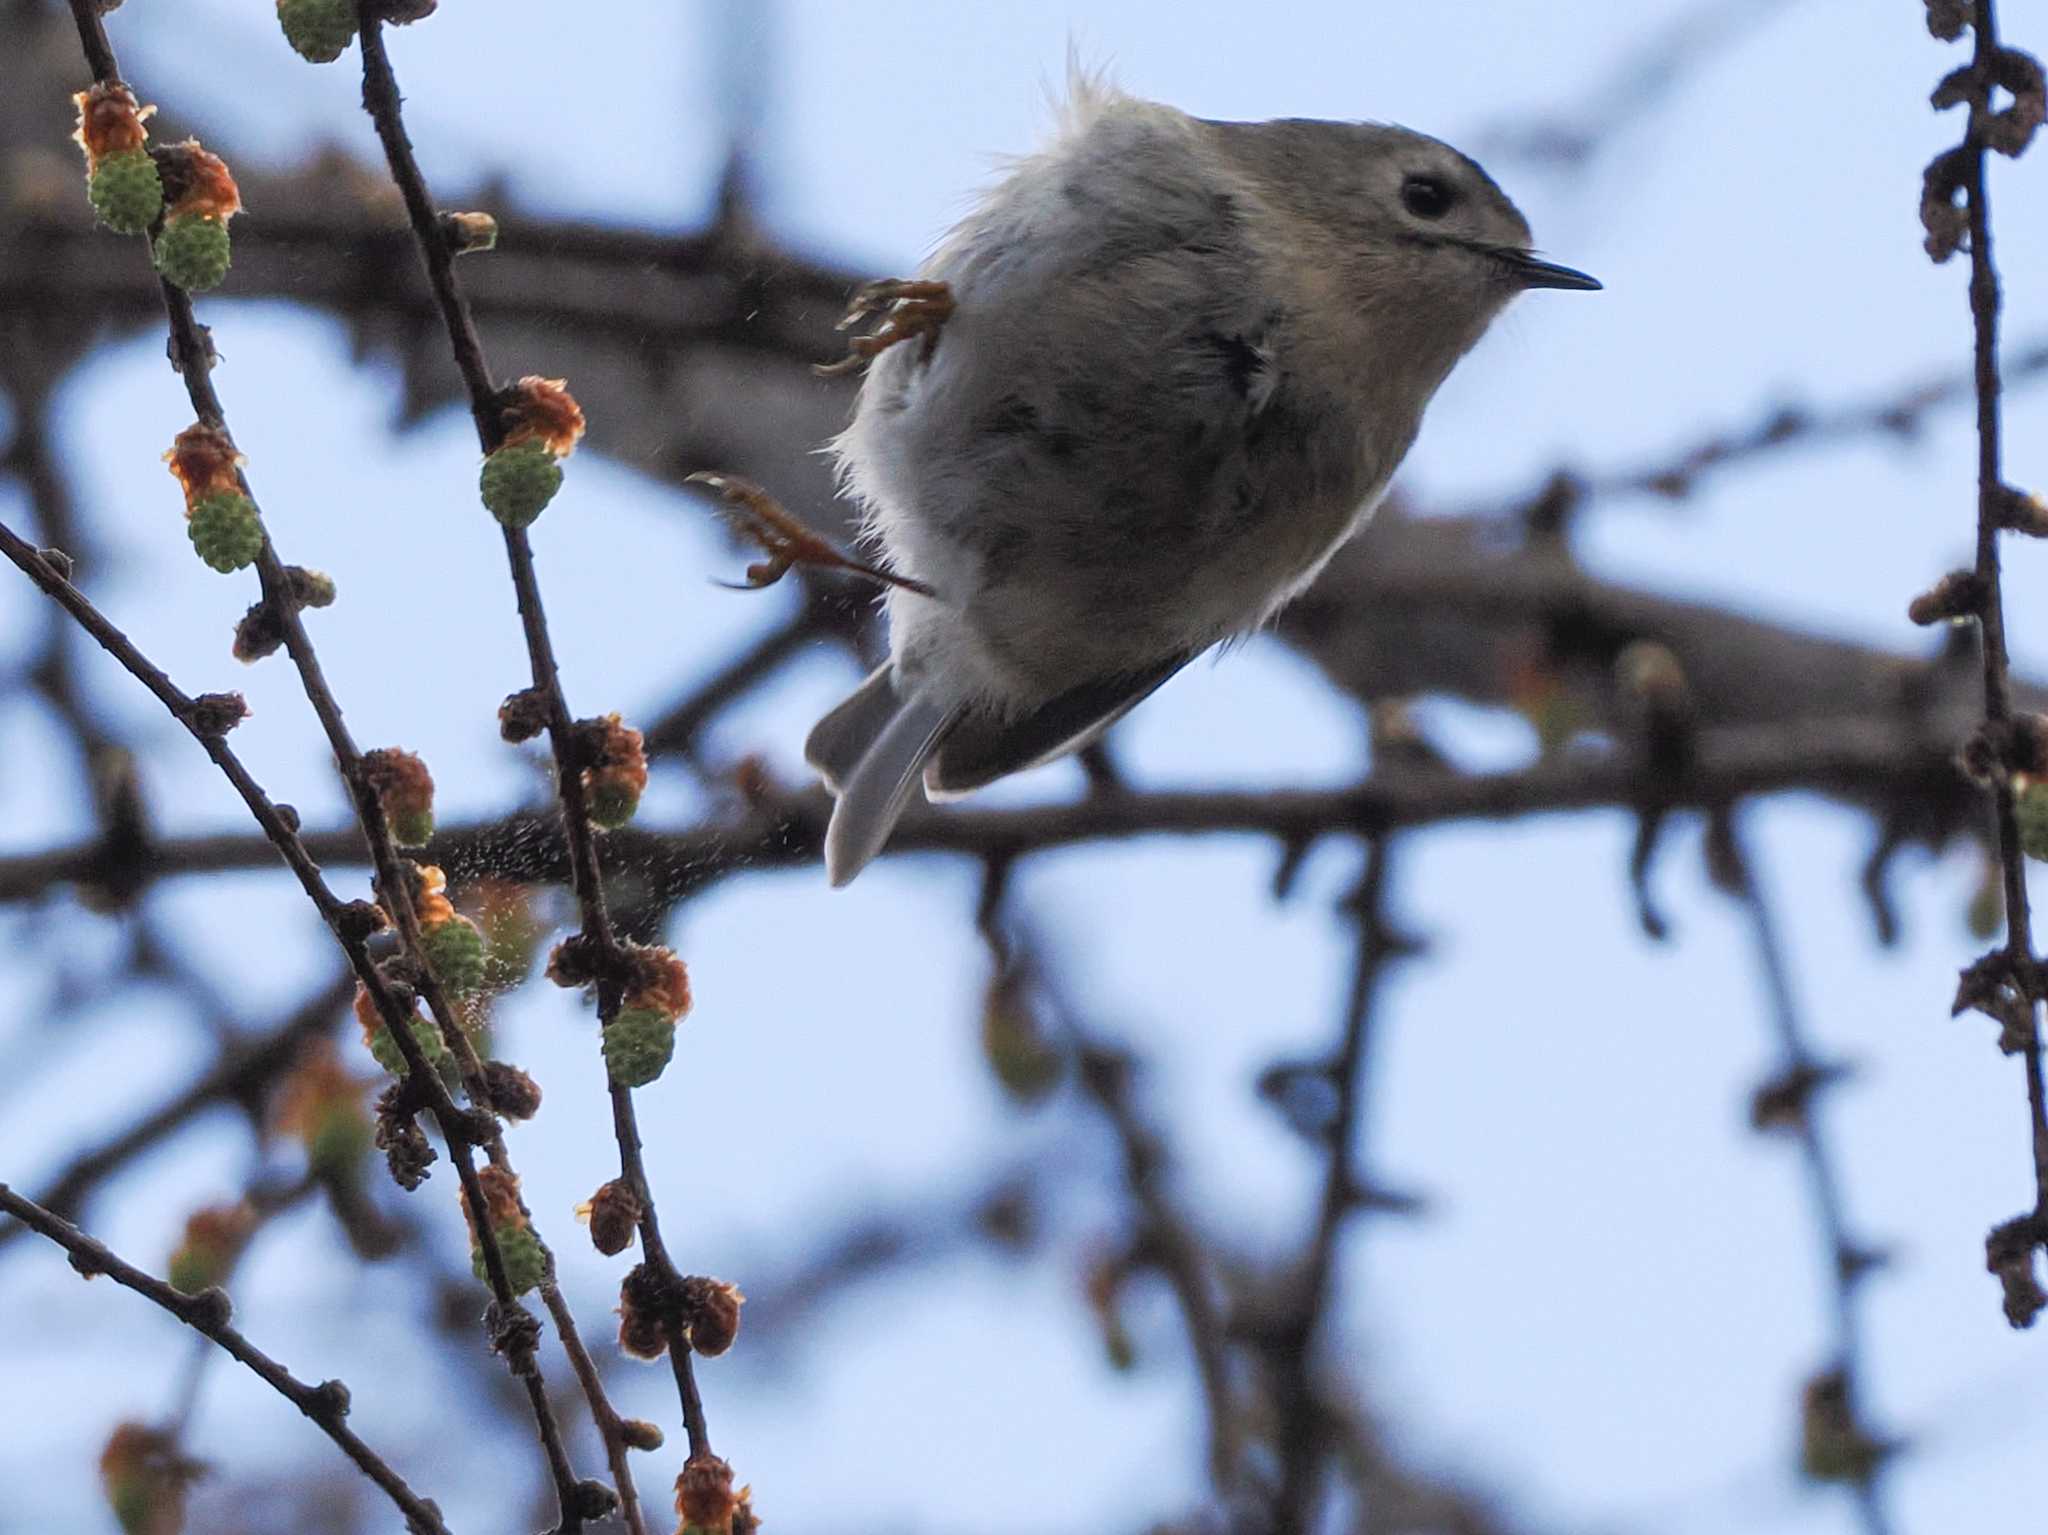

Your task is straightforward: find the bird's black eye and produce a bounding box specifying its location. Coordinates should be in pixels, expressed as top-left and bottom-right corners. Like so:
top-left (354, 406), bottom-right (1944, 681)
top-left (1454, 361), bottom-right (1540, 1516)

top-left (1400, 174), bottom-right (1457, 219)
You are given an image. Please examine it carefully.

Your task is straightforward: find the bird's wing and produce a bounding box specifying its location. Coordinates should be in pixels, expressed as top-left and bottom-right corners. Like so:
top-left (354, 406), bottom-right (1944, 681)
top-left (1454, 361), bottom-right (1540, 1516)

top-left (923, 654), bottom-right (1193, 800)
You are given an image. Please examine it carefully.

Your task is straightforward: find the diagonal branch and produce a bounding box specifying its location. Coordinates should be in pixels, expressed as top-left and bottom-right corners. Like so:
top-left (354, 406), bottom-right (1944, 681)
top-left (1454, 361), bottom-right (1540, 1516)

top-left (0, 1182), bottom-right (452, 1535)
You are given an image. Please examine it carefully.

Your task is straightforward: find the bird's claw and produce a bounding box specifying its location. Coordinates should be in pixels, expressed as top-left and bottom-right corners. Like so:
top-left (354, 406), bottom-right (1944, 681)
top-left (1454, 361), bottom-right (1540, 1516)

top-left (815, 279), bottom-right (955, 377)
top-left (686, 471), bottom-right (940, 600)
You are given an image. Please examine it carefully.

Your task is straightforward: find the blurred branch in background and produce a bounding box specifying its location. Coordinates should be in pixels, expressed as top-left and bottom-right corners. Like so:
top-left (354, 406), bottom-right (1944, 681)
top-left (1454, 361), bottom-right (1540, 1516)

top-left (3, 1), bottom-right (2046, 1533)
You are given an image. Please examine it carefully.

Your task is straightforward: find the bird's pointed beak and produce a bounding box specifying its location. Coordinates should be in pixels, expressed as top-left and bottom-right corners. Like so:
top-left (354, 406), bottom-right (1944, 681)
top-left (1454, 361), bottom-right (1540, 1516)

top-left (1502, 249), bottom-right (1602, 291)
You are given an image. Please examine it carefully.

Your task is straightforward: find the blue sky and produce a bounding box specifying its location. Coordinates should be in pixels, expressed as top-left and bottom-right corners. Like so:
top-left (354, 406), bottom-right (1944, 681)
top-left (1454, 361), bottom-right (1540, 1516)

top-left (4, 2), bottom-right (2047, 1532)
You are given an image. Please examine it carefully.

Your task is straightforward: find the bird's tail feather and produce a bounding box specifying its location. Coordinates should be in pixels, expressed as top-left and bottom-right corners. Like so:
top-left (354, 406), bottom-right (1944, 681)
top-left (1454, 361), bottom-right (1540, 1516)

top-left (811, 669), bottom-right (957, 886)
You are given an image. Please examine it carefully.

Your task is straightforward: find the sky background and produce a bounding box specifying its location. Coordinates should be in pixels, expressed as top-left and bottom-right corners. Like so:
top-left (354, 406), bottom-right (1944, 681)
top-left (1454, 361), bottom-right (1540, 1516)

top-left (4, 1), bottom-right (2048, 1532)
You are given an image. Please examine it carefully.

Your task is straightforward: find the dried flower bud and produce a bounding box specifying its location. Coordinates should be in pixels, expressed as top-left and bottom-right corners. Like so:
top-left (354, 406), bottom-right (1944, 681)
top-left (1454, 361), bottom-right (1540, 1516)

top-left (165, 423), bottom-right (243, 503)
top-left (623, 943), bottom-right (692, 1022)
top-left (499, 686), bottom-right (550, 742)
top-left (1921, 145), bottom-right (1971, 264)
top-left (501, 376), bottom-right (586, 458)
top-left (681, 1276), bottom-right (744, 1358)
top-left (374, 1085), bottom-right (436, 1190)
top-left (674, 1455), bottom-right (737, 1531)
top-left (233, 598), bottom-right (287, 663)
top-left (155, 140), bottom-right (241, 221)
top-left (336, 899), bottom-right (388, 942)
top-left (578, 1178), bottom-right (643, 1257)
top-left (481, 1060), bottom-right (543, 1120)
top-left (1925, 0), bottom-right (1968, 40)
top-left (618, 1261), bottom-right (684, 1359)
top-left (1986, 1214), bottom-right (2047, 1328)
top-left (581, 713), bottom-right (648, 829)
top-left (72, 82), bottom-right (155, 168)
top-left (180, 691), bottom-right (248, 738)
top-left (545, 932), bottom-right (604, 989)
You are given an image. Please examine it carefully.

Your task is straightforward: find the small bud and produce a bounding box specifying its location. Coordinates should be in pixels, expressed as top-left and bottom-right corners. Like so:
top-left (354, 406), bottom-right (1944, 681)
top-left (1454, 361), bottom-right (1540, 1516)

top-left (578, 1178), bottom-right (643, 1257)
top-left (619, 1418), bottom-right (664, 1452)
top-left (233, 598), bottom-right (287, 663)
top-left (440, 210), bottom-right (498, 254)
top-left (274, 803), bottom-right (301, 833)
top-left (285, 565), bottom-right (337, 608)
top-left (480, 440), bottom-right (562, 529)
top-left (276, 0), bottom-right (357, 62)
top-left (499, 686), bottom-right (550, 743)
top-left (181, 691), bottom-right (249, 738)
top-left (545, 932), bottom-right (605, 990)
top-left (681, 1276), bottom-right (743, 1358)
top-left (187, 491), bottom-right (263, 572)
top-left (37, 547), bottom-right (75, 582)
top-left (1907, 568), bottom-right (1983, 625)
top-left (152, 212), bottom-right (233, 292)
top-left (603, 1007), bottom-right (676, 1089)
top-left (569, 1481), bottom-right (619, 1522)
top-left (336, 899), bottom-right (388, 942)
top-left (481, 1059), bottom-right (543, 1120)
top-left (1986, 1214), bottom-right (2048, 1328)
top-left (618, 1260), bottom-right (683, 1359)
top-left (1925, 0), bottom-right (1968, 40)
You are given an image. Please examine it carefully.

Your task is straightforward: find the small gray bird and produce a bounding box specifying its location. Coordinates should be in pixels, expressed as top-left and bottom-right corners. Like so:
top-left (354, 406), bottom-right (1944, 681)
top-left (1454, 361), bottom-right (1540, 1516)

top-left (808, 73), bottom-right (1598, 885)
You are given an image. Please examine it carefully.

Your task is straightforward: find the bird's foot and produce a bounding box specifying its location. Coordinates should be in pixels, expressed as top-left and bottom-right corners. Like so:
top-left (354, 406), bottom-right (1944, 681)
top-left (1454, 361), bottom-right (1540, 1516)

top-left (814, 278), bottom-right (955, 377)
top-left (684, 471), bottom-right (941, 600)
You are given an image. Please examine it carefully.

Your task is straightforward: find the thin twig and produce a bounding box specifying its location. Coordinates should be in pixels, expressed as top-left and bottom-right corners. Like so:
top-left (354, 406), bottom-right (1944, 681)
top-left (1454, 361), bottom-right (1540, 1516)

top-left (0, 1183), bottom-right (452, 1535)
top-left (354, 4), bottom-right (711, 1484)
top-left (1273, 840), bottom-right (1411, 1530)
top-left (1939, 0), bottom-right (2048, 1269)
top-left (1719, 821), bottom-right (1894, 1533)
top-left (48, 10), bottom-right (601, 1519)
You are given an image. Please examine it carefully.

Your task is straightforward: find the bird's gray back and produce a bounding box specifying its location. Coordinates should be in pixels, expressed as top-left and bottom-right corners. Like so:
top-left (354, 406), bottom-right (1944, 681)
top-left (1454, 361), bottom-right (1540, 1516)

top-left (845, 97), bottom-right (1390, 698)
